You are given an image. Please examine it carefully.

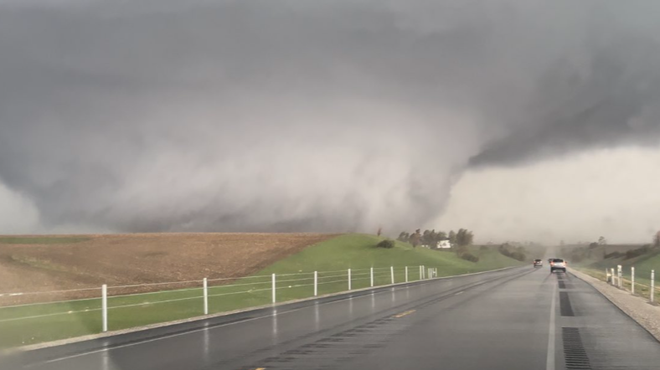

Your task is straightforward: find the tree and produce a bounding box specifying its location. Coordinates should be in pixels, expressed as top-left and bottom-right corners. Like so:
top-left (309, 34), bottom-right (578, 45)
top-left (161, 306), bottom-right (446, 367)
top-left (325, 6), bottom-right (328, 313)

top-left (598, 236), bottom-right (607, 245)
top-left (654, 231), bottom-right (660, 248)
top-left (466, 230), bottom-right (474, 245)
top-left (448, 230), bottom-right (457, 245)
top-left (377, 227), bottom-right (382, 237)
top-left (422, 229), bottom-right (432, 245)
top-left (397, 232), bottom-right (409, 242)
top-left (456, 229), bottom-right (465, 246)
top-left (455, 228), bottom-right (474, 247)
top-left (410, 229), bottom-right (422, 248)
top-left (425, 229), bottom-right (440, 247)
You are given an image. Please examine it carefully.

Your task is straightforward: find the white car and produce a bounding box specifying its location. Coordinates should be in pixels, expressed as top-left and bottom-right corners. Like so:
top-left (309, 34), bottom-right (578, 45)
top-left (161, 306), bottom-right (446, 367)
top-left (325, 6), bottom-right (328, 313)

top-left (550, 258), bottom-right (567, 273)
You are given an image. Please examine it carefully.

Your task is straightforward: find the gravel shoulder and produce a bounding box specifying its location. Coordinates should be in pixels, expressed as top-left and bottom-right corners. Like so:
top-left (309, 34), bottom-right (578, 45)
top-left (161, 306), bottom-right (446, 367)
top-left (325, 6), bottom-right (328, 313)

top-left (571, 268), bottom-right (660, 342)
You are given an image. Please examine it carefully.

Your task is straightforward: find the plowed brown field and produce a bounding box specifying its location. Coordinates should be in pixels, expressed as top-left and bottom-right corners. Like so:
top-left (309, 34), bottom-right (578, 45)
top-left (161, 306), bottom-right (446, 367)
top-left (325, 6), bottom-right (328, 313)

top-left (0, 233), bottom-right (336, 302)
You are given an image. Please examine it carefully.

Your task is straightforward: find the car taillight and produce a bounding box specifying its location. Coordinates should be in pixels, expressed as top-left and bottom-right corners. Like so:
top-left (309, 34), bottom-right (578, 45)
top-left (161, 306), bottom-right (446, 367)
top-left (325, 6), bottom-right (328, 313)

top-left (550, 262), bottom-right (554, 266)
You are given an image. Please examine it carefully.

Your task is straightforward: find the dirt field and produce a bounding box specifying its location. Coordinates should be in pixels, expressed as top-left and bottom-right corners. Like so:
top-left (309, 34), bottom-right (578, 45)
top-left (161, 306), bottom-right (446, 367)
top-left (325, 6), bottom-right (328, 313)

top-left (0, 233), bottom-right (336, 304)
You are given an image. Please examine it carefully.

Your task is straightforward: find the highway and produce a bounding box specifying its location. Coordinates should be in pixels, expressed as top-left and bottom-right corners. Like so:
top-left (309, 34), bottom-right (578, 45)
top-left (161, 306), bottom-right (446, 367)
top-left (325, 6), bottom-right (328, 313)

top-left (5, 265), bottom-right (660, 370)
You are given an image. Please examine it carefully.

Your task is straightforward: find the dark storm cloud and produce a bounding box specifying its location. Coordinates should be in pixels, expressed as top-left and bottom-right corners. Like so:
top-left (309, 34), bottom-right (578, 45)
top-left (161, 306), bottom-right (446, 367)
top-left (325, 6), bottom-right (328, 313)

top-left (1, 0), bottom-right (660, 233)
top-left (470, 30), bottom-right (660, 167)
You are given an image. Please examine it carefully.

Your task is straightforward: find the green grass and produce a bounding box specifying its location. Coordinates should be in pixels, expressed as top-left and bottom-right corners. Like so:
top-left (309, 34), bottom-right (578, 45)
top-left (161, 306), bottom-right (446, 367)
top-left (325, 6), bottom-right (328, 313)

top-left (0, 234), bottom-right (524, 348)
top-left (574, 248), bottom-right (660, 289)
top-left (0, 236), bottom-right (90, 244)
top-left (255, 235), bottom-right (523, 277)
top-left (577, 267), bottom-right (658, 299)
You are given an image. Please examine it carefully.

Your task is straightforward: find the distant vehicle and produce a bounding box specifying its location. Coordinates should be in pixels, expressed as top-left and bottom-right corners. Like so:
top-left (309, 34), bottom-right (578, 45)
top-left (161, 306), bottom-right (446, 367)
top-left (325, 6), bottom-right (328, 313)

top-left (533, 259), bottom-right (543, 267)
top-left (550, 258), bottom-right (567, 273)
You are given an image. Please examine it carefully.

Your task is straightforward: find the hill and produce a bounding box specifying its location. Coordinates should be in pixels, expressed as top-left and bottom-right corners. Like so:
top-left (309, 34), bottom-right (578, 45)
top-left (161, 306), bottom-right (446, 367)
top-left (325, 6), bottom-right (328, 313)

top-left (255, 234), bottom-right (527, 277)
top-left (565, 243), bottom-right (660, 289)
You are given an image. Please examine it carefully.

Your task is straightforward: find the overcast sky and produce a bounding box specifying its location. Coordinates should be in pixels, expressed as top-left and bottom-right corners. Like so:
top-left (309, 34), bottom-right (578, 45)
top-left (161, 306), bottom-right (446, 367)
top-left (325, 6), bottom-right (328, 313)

top-left (1, 0), bottom-right (660, 243)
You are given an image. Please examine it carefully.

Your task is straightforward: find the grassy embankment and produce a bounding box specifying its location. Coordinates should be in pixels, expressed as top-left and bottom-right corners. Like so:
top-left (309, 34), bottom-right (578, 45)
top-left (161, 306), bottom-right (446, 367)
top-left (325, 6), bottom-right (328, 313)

top-left (567, 244), bottom-right (660, 296)
top-left (0, 234), bottom-right (524, 348)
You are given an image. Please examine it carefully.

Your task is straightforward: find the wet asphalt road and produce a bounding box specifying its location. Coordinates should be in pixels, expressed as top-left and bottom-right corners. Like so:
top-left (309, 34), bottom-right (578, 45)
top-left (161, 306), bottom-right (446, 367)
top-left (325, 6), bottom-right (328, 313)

top-left (6, 265), bottom-right (660, 370)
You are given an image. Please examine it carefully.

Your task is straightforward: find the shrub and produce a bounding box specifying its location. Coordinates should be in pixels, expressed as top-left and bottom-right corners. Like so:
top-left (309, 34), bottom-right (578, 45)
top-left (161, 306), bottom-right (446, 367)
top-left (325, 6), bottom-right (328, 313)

top-left (624, 245), bottom-right (651, 260)
top-left (376, 239), bottom-right (395, 249)
top-left (604, 251), bottom-right (623, 259)
top-left (455, 245), bottom-right (480, 262)
top-left (511, 251), bottom-right (526, 261)
top-left (460, 252), bottom-right (480, 262)
top-left (498, 244), bottom-right (527, 261)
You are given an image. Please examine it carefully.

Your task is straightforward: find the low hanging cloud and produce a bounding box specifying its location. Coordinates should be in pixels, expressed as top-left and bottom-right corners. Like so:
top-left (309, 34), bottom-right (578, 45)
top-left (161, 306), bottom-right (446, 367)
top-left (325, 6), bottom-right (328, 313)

top-left (1, 0), bottom-right (660, 234)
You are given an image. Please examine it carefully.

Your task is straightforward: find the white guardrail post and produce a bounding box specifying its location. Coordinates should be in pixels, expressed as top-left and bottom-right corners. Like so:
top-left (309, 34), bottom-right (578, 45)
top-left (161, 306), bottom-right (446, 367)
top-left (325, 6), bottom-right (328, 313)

top-left (617, 265), bottom-right (622, 289)
top-left (405, 266), bottom-right (408, 283)
top-left (348, 268), bottom-right (352, 291)
top-left (611, 268), bottom-right (615, 286)
top-left (370, 267), bottom-right (374, 287)
top-left (101, 284), bottom-right (108, 332)
top-left (203, 278), bottom-right (209, 315)
top-left (631, 267), bottom-right (635, 294)
top-left (605, 268), bottom-right (609, 283)
top-left (272, 273), bottom-right (276, 304)
top-left (390, 266), bottom-right (394, 284)
top-left (314, 271), bottom-right (318, 296)
top-left (651, 270), bottom-right (655, 303)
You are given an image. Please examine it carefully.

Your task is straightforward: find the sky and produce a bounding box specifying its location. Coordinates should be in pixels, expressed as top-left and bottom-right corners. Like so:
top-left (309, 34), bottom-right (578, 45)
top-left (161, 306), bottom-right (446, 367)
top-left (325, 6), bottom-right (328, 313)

top-left (1, 0), bottom-right (660, 243)
top-left (438, 147), bottom-right (660, 244)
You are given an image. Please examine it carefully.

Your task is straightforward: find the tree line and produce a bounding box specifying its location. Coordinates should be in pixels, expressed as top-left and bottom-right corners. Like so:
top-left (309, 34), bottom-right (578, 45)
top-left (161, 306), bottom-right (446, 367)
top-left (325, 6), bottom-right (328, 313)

top-left (497, 243), bottom-right (527, 261)
top-left (397, 228), bottom-right (474, 248)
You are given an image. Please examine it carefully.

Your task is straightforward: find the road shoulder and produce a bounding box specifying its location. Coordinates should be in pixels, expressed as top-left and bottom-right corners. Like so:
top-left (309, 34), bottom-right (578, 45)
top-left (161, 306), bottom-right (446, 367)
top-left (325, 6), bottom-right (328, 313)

top-left (570, 268), bottom-right (660, 342)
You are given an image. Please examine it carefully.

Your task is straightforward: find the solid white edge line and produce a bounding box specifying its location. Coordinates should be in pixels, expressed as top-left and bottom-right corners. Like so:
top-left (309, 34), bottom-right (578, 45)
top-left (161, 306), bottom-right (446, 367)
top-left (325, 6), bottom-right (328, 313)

top-left (546, 280), bottom-right (557, 370)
